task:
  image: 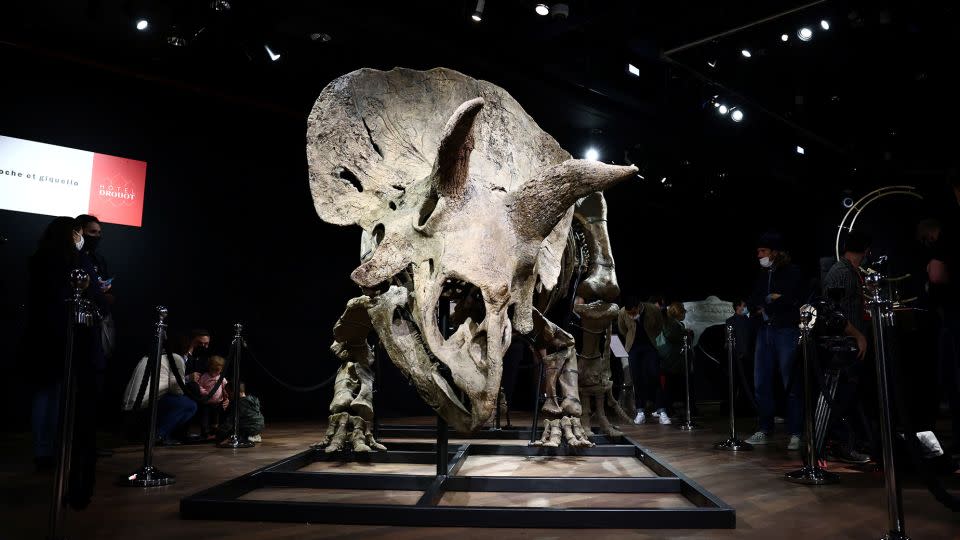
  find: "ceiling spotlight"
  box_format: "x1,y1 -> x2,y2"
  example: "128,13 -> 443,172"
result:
741,49 -> 752,58
706,59 -> 718,69
660,177 -> 667,184
731,109 -> 744,122
264,44 -> 280,61
627,63 -> 640,76
551,3 -> 569,19
796,145 -> 806,155
210,0 -> 231,11
535,3 -> 549,16
166,28 -> 187,47
842,196 -> 854,208
310,32 -> 332,42
798,27 -> 813,41
781,33 -> 789,42
135,19 -> 149,31
471,0 -> 485,22
820,19 -> 830,30
585,148 -> 600,161
717,104 -> 729,115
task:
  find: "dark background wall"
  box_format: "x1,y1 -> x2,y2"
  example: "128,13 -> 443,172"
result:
0,44 -> 949,426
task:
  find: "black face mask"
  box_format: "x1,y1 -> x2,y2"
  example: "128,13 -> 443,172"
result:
82,234 -> 101,252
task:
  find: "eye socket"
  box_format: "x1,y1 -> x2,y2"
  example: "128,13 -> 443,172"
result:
372,223 -> 385,245
413,189 -> 445,236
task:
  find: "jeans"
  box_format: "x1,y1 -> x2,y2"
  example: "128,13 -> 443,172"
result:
157,394 -> 197,439
629,343 -> 664,411
32,383 -> 61,458
755,325 -> 802,435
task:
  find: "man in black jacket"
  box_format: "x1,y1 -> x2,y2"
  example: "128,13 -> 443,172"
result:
745,231 -> 805,450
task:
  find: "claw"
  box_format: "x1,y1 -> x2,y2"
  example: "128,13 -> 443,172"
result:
530,419 -> 562,447
569,417 -> 596,447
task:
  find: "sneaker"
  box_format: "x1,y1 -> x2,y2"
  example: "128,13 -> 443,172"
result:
634,411 -> 646,424
248,434 -> 262,443
787,435 -> 801,451
828,444 -> 870,464
651,410 -> 661,418
746,431 -> 770,445
658,413 -> 672,425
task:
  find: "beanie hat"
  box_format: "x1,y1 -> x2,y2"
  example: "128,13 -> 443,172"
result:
757,230 -> 785,251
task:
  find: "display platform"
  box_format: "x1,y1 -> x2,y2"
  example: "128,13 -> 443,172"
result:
180,431 -> 734,529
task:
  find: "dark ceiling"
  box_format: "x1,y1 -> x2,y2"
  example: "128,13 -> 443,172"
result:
1,0 -> 957,200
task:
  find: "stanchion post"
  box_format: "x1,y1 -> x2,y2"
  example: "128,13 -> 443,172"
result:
48,270 -> 94,540
678,333 -> 699,431
121,306 -> 176,487
865,273 -> 909,540
785,305 -> 838,485
218,323 -> 254,449
714,324 -> 752,451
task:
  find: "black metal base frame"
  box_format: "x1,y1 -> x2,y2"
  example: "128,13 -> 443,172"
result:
180,433 -> 734,529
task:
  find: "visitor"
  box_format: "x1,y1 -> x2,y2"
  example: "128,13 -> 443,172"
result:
657,302 -> 693,425
617,295 -> 666,424
216,382 -> 265,443
745,231 -> 805,450
183,328 -> 212,375
196,355 -> 229,439
121,343 -> 197,446
929,174 -> 960,457
22,216 -> 109,508
76,214 -> 116,458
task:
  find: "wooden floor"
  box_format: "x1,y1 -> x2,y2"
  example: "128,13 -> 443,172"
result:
2,414 -> 958,539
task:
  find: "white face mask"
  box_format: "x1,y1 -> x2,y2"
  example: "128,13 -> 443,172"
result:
74,235 -> 84,251
759,256 -> 772,268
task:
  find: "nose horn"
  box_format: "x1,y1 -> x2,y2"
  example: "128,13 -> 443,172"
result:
509,160 -> 637,239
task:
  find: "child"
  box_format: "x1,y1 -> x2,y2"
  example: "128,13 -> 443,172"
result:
216,382 -> 265,443
195,355 -> 228,439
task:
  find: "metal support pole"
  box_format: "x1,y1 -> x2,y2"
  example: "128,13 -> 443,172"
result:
678,334 -> 699,431
785,307 -> 838,485
715,325 -> 751,451
48,270 -> 92,540
436,415 -> 449,476
530,356 -> 545,443
865,273 -> 909,540
218,323 -> 254,449
493,395 -> 502,430
121,306 -> 176,487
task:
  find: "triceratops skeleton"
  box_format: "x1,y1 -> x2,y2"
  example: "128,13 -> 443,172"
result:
307,68 -> 635,451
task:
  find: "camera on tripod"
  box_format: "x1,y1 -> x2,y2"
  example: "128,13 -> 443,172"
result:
809,290 -> 859,362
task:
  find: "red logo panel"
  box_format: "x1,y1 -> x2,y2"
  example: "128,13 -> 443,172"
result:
88,153 -> 147,227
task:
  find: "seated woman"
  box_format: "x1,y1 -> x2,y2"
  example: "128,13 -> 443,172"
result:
121,344 -> 196,446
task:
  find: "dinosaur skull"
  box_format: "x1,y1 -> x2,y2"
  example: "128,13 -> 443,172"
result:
307,68 -> 636,431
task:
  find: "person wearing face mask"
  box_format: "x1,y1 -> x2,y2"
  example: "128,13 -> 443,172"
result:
745,231 -> 805,450
21,216 -> 109,509
76,214 -> 113,300
76,214 -> 117,458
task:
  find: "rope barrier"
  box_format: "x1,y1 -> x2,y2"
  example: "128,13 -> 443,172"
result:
242,342 -> 339,392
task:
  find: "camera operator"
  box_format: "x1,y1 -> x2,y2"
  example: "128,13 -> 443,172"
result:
821,231 -> 872,464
